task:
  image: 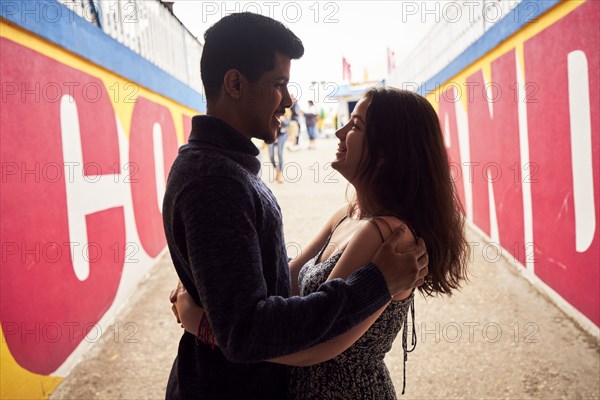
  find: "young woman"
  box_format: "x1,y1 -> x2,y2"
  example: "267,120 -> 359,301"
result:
172,87 -> 469,398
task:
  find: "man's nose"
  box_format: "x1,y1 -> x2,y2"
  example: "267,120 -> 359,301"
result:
282,88 -> 293,108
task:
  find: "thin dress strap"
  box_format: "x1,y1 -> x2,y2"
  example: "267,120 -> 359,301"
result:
315,214 -> 348,264
366,218 -> 387,242
367,217 -> 395,242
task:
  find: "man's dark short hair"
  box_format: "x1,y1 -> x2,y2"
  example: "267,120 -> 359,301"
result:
200,12 -> 304,102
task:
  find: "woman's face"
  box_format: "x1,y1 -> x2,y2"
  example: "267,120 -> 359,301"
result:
331,97 -> 370,184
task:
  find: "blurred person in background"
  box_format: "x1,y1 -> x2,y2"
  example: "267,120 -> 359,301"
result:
303,100 -> 318,149
288,96 -> 301,149
268,108 -> 291,183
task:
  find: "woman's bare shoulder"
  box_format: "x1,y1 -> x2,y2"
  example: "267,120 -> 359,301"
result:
367,216 -> 416,301
368,216 -> 416,245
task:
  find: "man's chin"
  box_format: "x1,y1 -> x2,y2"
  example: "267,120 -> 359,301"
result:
261,132 -> 277,145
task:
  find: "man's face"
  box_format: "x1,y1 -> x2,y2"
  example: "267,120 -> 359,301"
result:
239,52 -> 292,144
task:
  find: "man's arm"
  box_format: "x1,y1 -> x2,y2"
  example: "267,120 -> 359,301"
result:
178,177 -> 392,363
173,217 -> 422,366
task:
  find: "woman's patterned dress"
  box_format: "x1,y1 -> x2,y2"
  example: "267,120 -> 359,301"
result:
288,220 -> 417,400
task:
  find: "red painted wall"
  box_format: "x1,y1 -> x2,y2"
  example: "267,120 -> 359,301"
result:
436,1 -> 599,327
524,1 -> 599,327
0,37 -> 189,374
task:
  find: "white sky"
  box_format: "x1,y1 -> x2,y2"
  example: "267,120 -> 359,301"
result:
173,1 -> 437,107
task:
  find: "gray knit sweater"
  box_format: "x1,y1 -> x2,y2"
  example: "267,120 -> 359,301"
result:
163,115 -> 391,399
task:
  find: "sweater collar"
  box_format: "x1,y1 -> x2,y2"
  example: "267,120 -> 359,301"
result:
188,115 -> 261,174
189,115 -> 260,156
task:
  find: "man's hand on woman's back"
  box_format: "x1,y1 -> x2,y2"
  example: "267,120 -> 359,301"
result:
371,226 -> 429,297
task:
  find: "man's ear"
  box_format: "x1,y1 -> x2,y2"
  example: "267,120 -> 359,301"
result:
223,69 -> 242,100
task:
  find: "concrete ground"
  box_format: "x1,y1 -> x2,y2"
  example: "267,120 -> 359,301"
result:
51,138 -> 600,400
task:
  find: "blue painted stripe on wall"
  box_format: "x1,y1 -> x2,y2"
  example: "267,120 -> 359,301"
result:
417,0 -> 562,95
0,0 -> 205,112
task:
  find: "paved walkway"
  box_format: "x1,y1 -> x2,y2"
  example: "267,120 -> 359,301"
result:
51,138 -> 599,399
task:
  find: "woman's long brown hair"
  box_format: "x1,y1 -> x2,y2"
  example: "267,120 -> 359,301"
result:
349,87 -> 469,296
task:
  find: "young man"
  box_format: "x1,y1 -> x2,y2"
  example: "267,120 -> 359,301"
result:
162,13 -> 428,399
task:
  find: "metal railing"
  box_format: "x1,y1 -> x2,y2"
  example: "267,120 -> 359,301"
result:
389,0 -> 522,87
57,0 -> 203,92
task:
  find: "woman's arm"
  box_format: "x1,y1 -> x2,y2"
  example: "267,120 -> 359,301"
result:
173,286 -> 384,364
267,302 -> 387,366
328,217 -> 415,301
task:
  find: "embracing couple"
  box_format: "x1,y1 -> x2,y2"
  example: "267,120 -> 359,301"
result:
163,12 -> 468,400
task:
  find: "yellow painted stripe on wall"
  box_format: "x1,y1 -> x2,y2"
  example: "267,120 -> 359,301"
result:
1,327 -> 63,400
